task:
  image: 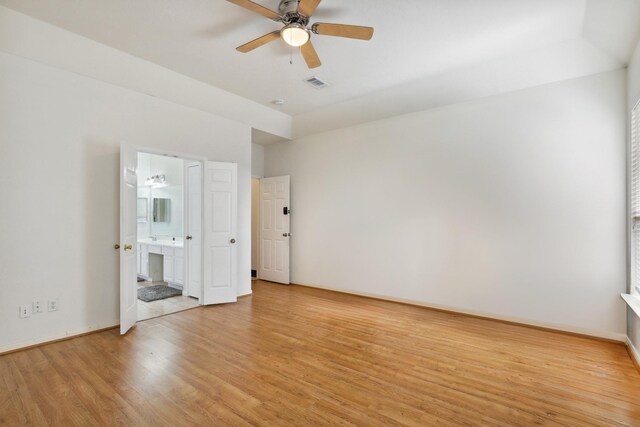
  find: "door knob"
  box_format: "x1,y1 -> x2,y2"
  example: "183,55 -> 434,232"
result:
230,238 -> 236,244
283,233 -> 291,237
114,244 -> 120,250
186,235 -> 193,240
123,244 -> 133,251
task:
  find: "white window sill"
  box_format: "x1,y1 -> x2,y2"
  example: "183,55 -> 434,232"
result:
621,293 -> 640,318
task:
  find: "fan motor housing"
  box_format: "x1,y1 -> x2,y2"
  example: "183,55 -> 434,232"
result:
279,0 -> 310,25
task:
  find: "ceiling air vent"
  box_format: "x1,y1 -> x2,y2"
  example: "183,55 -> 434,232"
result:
304,76 -> 329,89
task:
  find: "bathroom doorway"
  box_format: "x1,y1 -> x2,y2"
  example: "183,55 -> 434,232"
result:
135,152 -> 198,321
120,143 -> 239,334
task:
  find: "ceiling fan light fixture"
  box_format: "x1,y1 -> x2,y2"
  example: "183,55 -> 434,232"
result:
281,24 -> 310,47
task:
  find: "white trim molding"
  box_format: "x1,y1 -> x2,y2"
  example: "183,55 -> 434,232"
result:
626,336 -> 640,369
0,321 -> 119,355
622,293 -> 640,319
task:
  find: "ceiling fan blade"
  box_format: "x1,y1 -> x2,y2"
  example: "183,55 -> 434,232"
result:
312,23 -> 374,40
236,31 -> 281,53
300,40 -> 321,69
298,0 -> 322,17
225,0 -> 281,21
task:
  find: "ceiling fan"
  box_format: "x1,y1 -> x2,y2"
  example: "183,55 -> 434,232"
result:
225,0 -> 374,69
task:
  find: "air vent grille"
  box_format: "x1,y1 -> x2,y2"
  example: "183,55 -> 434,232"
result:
304,76 -> 329,89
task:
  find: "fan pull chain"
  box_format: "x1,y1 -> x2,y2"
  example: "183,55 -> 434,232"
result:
290,46 -> 293,65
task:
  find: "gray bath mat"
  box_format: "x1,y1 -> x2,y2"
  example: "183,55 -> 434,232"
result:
138,285 -> 182,302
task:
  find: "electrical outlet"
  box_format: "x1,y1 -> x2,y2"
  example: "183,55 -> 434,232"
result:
48,299 -> 58,312
33,300 -> 43,314
19,305 -> 31,318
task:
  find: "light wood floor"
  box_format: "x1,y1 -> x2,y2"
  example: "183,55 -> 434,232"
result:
2,281 -> 640,426
137,281 -> 199,321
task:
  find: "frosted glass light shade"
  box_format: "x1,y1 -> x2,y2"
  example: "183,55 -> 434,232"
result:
281,24 -> 310,47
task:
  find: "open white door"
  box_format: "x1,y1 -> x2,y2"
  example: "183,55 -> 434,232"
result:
120,143 -> 138,334
202,162 -> 238,305
186,162 -> 203,299
259,176 -> 290,284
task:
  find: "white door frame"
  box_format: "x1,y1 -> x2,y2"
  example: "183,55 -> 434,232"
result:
132,145 -> 206,305
185,161 -> 203,299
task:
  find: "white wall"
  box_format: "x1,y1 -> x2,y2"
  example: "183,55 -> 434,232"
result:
251,143 -> 265,178
628,40 -> 640,353
266,70 -> 627,339
0,51 -> 252,352
0,6 -> 292,140
138,154 -> 185,238
628,40 -> 640,110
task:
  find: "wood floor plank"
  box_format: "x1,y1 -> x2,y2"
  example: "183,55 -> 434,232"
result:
1,280 -> 640,426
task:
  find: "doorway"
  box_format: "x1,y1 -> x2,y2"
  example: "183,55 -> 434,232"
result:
251,178 -> 260,281
119,143 -> 240,334
135,152 -> 198,321
254,175 -> 291,284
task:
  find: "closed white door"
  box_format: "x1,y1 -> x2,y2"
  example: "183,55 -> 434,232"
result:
186,162 -> 203,299
120,143 -> 138,335
202,162 -> 238,305
259,176 -> 290,284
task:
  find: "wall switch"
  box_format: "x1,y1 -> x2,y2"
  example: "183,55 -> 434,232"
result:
48,299 -> 58,312
33,300 -> 43,314
19,305 -> 31,318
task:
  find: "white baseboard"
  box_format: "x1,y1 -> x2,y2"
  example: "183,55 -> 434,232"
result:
0,320 -> 119,355
627,337 -> 640,368
292,282 -> 627,342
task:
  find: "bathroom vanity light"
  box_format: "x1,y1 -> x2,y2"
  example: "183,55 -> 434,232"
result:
144,174 -> 167,188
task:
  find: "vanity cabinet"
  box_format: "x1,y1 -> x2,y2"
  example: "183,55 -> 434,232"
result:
174,248 -> 184,286
137,244 -> 148,277
138,244 -> 149,277
137,241 -> 184,288
162,246 -> 175,283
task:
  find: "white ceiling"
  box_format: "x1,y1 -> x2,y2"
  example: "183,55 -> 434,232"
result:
1,0 -> 639,141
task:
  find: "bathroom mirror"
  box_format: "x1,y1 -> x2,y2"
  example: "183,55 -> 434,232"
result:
153,198 -> 171,222
137,198 -> 148,223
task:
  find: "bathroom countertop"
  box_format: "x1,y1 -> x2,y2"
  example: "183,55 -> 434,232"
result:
138,239 -> 184,248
